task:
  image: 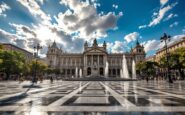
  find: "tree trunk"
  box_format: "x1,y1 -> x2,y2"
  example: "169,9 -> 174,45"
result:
178,68 -> 184,80
5,72 -> 10,80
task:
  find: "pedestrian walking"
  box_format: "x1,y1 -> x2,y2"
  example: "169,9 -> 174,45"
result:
50,76 -> 53,83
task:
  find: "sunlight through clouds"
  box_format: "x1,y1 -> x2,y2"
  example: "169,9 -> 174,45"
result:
0,0 -> 184,57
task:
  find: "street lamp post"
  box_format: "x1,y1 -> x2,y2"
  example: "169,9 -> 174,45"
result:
33,43 -> 42,83
160,33 -> 173,83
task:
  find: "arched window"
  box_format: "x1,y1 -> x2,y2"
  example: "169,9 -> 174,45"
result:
113,69 -> 116,75
117,69 -> 120,75
87,67 -> 91,75
67,69 -> 70,75
49,60 -> 52,67
99,68 -> 104,75
72,69 -> 75,75
62,69 -> 65,75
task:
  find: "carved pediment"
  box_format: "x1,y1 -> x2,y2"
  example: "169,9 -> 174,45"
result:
84,47 -> 107,54
89,49 -> 103,53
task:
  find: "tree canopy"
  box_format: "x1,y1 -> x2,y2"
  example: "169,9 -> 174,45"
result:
159,47 -> 185,79
29,60 -> 48,76
136,61 -> 158,79
0,50 -> 26,80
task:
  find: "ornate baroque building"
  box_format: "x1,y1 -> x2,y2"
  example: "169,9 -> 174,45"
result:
46,39 -> 145,78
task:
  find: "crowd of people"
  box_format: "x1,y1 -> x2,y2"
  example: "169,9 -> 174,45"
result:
0,73 -> 56,84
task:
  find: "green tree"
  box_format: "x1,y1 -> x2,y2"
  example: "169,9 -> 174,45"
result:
174,47 -> 185,68
0,44 -> 3,50
0,50 -> 26,80
29,60 -> 48,78
136,61 -> 159,79
160,47 -> 185,79
0,46 -> 3,65
46,68 -> 53,75
53,68 -> 61,79
136,61 -> 144,77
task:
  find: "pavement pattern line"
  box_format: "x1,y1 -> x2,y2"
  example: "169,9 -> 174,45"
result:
100,82 -> 136,107
49,82 -> 90,106
16,82 -> 79,104
1,81 -> 185,113
1,106 -> 185,112
0,82 -> 75,102
132,85 -> 185,100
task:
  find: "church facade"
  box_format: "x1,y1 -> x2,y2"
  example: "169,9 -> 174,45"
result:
46,39 -> 145,78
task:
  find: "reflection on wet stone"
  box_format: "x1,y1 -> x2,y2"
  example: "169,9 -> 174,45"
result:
47,112 -> 185,115
63,96 -> 120,106
26,96 -> 62,106
0,81 -> 185,114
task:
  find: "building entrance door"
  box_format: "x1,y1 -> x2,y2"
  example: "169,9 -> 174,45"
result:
87,67 -> 91,75
99,68 -> 104,76
92,66 -> 99,76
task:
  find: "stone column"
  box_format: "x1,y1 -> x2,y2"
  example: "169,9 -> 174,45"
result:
65,69 -> 67,77
105,56 -> 108,65
61,58 -> 63,66
74,58 -> 75,66
82,56 -> 85,76
71,58 -> 73,66
68,58 -> 70,66
91,55 -> 93,66
86,56 -> 88,66
83,55 -> 85,66
103,56 -> 105,66
68,69 -> 70,77
77,58 -> 79,66
98,55 -> 99,66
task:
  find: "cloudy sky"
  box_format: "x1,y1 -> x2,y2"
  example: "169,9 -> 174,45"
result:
0,0 -> 185,57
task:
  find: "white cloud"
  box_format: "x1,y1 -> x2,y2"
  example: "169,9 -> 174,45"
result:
139,2 -> 177,29
55,0 -> 122,41
182,27 -> 185,33
142,40 -> 161,53
164,13 -> 178,21
107,41 -> 128,53
17,0 -> 51,26
5,22 -> 85,55
118,12 -> 123,16
139,25 -> 147,29
170,34 -> 185,44
91,0 -> 101,8
9,23 -> 36,38
111,41 -> 124,53
169,21 -> 178,28
36,0 -> 45,4
148,4 -> 174,27
112,4 -> 118,9
142,34 -> 185,54
12,0 -> 86,54
124,32 -> 139,43
0,28 -> 17,43
160,0 -> 169,5
0,2 -> 10,17
1,0 -> 122,56
0,28 -> 31,51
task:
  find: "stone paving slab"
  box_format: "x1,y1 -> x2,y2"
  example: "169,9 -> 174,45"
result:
74,97 -> 109,104
0,80 -> 185,114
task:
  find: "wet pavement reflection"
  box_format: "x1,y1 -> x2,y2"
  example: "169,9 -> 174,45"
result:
0,80 -> 185,114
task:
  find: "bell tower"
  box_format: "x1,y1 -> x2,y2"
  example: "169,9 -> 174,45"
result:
93,38 -> 98,47
84,41 -> 88,51
47,41 -> 60,68
103,41 -> 107,50
131,39 -> 145,63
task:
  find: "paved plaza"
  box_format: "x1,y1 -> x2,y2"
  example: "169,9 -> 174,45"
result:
0,80 -> 185,115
